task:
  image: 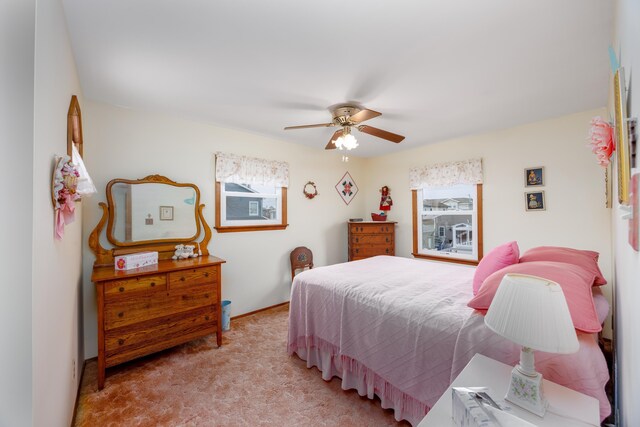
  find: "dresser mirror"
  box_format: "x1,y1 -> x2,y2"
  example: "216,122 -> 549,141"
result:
89,175 -> 211,266
107,179 -> 200,245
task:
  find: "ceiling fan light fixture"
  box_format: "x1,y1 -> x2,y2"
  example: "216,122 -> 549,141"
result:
335,127 -> 358,150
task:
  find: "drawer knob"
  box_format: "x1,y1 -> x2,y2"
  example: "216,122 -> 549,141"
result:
119,287 -> 124,292
150,282 -> 156,287
180,277 -> 186,282
355,249 -> 359,253
386,238 -> 389,243
204,272 -> 210,278
205,294 -> 209,298
118,312 -> 124,318
385,248 -> 389,254
118,339 -> 124,346
205,316 -> 210,321
355,238 -> 359,243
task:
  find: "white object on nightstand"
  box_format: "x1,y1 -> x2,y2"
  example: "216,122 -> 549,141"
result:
417,354 -> 600,427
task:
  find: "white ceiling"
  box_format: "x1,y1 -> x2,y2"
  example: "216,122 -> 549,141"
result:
62,0 -> 613,157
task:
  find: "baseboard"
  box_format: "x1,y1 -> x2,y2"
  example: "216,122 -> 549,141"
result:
70,358 -> 89,427
231,301 -> 289,321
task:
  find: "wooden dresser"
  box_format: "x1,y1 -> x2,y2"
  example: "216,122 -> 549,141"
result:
348,221 -> 397,261
92,255 -> 225,389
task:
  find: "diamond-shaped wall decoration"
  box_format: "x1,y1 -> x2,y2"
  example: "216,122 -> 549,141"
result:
335,172 -> 358,205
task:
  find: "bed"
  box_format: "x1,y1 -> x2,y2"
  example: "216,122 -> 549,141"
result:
287,256 -> 610,425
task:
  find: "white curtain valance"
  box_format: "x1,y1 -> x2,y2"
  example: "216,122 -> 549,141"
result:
409,158 -> 483,189
215,153 -> 289,187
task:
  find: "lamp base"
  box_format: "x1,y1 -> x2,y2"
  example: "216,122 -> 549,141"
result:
505,366 -> 548,417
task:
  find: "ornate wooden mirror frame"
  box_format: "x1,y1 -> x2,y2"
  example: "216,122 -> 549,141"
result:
89,175 -> 212,266
67,95 -> 83,158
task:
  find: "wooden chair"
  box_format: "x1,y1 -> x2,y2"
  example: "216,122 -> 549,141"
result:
290,246 -> 313,280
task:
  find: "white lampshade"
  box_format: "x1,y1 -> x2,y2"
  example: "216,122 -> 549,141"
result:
485,273 -> 579,354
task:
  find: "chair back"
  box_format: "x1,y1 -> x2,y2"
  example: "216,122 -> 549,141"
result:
290,246 -> 313,280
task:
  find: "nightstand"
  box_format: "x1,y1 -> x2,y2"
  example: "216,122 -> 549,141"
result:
418,354 -> 600,426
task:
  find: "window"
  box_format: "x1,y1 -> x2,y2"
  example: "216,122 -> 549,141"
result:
214,153 -> 289,233
215,182 -> 287,232
248,201 -> 259,216
409,158 -> 484,265
412,184 -> 483,264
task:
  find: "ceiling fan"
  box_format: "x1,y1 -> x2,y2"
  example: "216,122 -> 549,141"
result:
284,105 -> 405,150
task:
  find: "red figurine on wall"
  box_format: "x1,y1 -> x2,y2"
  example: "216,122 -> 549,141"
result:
379,186 -> 393,211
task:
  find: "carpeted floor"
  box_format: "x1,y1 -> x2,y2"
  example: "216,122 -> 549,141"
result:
74,304 -> 409,426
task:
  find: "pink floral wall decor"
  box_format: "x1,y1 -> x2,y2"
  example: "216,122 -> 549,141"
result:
52,155 -> 80,240
588,116 -> 615,167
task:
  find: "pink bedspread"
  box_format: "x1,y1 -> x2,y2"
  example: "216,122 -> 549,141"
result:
287,256 -> 610,425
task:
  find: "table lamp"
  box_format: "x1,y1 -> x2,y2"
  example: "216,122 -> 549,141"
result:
484,273 -> 579,417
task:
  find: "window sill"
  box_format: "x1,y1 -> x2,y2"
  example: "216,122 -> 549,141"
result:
214,224 -> 289,233
412,252 -> 479,266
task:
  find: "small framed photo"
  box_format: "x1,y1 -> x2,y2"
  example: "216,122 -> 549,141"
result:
524,167 -> 544,187
525,191 -> 545,211
159,205 -> 174,221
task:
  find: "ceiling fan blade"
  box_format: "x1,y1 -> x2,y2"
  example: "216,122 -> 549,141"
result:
325,130 -> 342,150
357,125 -> 405,143
349,108 -> 381,124
284,123 -> 335,130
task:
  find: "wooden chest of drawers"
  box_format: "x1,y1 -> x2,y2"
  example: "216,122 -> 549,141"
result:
348,221 -> 397,261
92,256 -> 226,389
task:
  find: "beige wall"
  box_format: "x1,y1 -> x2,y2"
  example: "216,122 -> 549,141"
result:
0,1 -> 35,426
362,109 -> 613,335
81,101 -> 367,358
612,0 -> 640,424
32,0 -> 85,425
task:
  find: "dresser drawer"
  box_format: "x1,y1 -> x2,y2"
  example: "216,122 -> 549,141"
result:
350,224 -> 394,234
104,274 -> 167,299
105,305 -> 216,362
169,266 -> 218,289
104,284 -> 216,330
351,245 -> 394,258
351,234 -> 393,245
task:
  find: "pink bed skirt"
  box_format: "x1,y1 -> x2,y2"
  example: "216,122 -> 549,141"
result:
289,335 -> 429,426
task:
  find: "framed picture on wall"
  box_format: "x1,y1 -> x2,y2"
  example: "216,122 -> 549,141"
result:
614,67 -> 631,205
524,167 -> 544,187
335,172 -> 359,205
525,191 -> 545,211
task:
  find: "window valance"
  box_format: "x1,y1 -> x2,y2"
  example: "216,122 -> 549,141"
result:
409,158 -> 483,189
215,153 -> 289,187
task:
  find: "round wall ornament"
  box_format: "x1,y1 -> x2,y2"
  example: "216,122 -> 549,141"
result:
303,181 -> 318,199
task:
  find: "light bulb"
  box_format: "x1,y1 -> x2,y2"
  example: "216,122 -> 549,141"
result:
341,134 -> 358,150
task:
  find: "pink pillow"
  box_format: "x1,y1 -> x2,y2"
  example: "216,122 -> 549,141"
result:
468,261 -> 601,333
519,246 -> 606,286
472,241 -> 519,295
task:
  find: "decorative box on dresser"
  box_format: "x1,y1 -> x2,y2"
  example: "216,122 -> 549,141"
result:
88,174 -> 225,390
348,221 -> 397,261
92,256 -> 225,390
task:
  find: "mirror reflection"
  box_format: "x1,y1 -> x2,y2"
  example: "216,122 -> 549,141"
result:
110,182 -> 198,243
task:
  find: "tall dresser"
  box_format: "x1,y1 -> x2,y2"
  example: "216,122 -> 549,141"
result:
348,221 -> 397,261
